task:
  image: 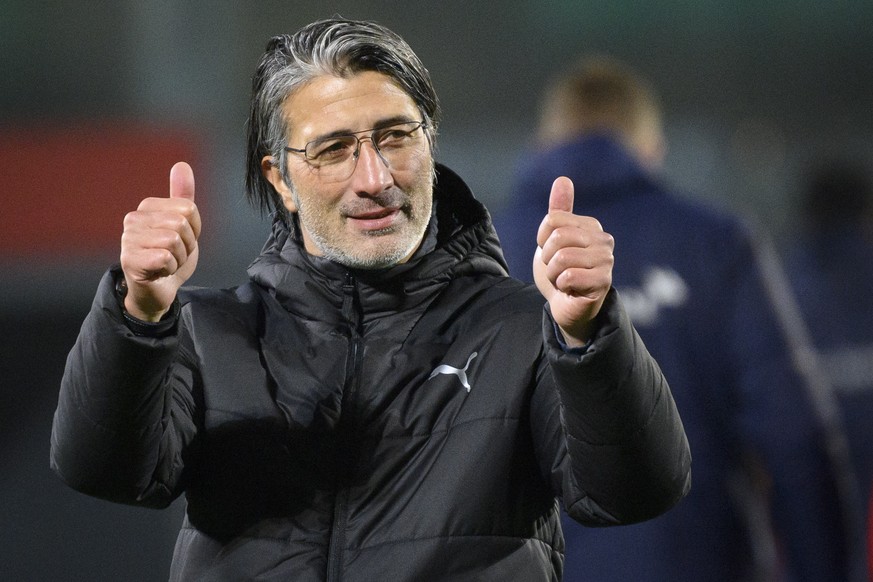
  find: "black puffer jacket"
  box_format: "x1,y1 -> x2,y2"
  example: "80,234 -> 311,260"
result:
51,165 -> 690,581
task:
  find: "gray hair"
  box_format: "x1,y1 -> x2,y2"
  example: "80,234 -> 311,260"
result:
245,18 -> 441,217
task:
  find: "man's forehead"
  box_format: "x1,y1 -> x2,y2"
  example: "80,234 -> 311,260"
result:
282,71 -> 419,141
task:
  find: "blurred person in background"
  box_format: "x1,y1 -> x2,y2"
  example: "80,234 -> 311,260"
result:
494,55 -> 856,581
49,19 -> 691,581
786,158 -> 873,578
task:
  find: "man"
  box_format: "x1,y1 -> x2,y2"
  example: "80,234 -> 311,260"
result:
494,56 -> 854,581
50,19 -> 690,581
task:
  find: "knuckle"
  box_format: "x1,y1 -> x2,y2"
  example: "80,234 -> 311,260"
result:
152,228 -> 182,250
123,211 -> 140,228
170,213 -> 189,230
552,226 -> 570,245
550,246 -> 571,269
167,229 -> 184,248
137,197 -> 159,211
147,249 -> 175,272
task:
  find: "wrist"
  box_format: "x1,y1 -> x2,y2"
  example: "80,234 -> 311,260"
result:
556,324 -> 593,352
557,321 -> 594,348
123,296 -> 168,322
116,278 -> 169,322
113,276 -> 179,338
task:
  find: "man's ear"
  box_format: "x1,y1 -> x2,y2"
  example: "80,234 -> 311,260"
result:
261,156 -> 297,213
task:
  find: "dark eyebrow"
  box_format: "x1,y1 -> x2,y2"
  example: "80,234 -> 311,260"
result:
309,116 -> 419,143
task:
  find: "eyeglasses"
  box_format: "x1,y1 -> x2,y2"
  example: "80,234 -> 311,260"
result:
284,120 -> 429,182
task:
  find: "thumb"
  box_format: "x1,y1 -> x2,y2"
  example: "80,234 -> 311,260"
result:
548,176 -> 574,213
169,161 -> 195,201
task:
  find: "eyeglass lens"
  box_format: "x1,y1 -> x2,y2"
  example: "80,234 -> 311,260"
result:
302,122 -> 426,182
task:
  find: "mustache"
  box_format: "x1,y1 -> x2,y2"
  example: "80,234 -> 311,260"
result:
341,187 -> 411,215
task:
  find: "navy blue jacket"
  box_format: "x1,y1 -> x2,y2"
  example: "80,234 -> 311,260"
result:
494,135 -> 850,581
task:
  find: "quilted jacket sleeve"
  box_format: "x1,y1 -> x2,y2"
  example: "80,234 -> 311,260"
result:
537,288 -> 691,526
50,268 -> 199,508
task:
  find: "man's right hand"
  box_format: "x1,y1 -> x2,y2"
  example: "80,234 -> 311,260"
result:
120,162 -> 201,322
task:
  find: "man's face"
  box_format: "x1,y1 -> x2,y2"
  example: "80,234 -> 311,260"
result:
263,71 -> 434,269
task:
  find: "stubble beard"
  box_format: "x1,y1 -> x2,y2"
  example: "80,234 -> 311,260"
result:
291,169 -> 434,270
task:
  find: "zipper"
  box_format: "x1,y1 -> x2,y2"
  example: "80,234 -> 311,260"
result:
327,272 -> 364,582
341,272 -> 364,398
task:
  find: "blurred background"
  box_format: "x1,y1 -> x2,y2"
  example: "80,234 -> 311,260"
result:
1,1 -> 871,579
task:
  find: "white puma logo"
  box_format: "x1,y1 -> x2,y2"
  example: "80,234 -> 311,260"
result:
428,352 -> 478,392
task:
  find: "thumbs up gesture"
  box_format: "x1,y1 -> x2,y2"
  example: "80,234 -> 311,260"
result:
533,176 -> 614,347
119,162 -> 201,322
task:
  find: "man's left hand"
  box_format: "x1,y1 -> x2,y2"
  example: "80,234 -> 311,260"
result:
533,176 -> 614,348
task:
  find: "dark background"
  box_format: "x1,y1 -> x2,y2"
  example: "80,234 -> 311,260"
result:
2,1 -> 871,579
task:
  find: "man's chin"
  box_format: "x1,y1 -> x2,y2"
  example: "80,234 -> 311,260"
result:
331,236 -> 422,270
319,244 -> 404,270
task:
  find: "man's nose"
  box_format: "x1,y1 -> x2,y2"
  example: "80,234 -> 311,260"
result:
349,140 -> 393,193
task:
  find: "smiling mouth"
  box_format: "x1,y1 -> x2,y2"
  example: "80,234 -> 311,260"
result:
346,207 -> 402,232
